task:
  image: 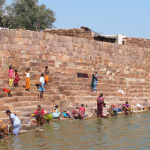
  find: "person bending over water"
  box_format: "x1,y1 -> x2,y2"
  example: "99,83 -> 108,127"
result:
111,105 -> 118,116
6,110 -> 21,135
34,105 -> 45,127
123,102 -> 133,115
0,120 -> 8,138
78,104 -> 86,119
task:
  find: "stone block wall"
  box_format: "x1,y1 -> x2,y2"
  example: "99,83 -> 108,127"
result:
0,29 -> 150,111
125,37 -> 150,48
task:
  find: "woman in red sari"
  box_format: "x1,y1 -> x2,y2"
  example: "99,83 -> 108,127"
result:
97,93 -> 104,118
14,69 -> 20,87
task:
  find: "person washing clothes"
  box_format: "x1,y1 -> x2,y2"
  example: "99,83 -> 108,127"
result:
6,110 -> 21,135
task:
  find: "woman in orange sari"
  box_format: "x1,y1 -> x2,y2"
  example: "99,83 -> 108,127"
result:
25,68 -> 30,91
45,66 -> 49,83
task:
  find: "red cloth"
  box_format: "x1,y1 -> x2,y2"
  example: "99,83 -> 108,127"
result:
79,107 -> 85,113
97,103 -> 103,118
35,109 -> 45,116
14,72 -> 20,86
72,110 -> 77,114
3,88 -> 10,93
97,96 -> 104,118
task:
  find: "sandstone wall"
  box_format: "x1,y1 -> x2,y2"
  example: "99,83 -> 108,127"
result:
0,29 -> 150,112
125,37 -> 150,48
44,28 -> 93,40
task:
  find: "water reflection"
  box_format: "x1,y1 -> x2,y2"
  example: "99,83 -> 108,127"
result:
0,113 -> 150,150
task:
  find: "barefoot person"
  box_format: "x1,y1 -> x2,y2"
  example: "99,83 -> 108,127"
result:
25,68 -> 30,91
8,65 -> 14,87
97,93 -> 104,118
39,73 -> 45,101
6,110 -> 21,135
45,66 -> 49,83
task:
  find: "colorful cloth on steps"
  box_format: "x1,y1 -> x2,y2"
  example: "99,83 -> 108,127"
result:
3,88 -> 12,96
25,78 -> 30,89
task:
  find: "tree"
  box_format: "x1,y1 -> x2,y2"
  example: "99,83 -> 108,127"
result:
0,0 -> 5,27
2,0 -> 56,31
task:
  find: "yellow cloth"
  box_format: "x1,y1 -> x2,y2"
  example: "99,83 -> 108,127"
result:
9,78 -> 14,87
45,75 -> 49,83
25,78 -> 30,89
53,108 -> 59,112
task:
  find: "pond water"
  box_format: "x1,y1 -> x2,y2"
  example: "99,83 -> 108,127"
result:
1,112 -> 150,150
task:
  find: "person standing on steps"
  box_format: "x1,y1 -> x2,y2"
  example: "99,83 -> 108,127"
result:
25,68 -> 30,91
6,110 -> 21,135
91,71 -> 98,92
8,65 -> 14,87
97,93 -> 104,118
39,73 -> 45,101
44,66 -> 49,83
14,69 -> 20,87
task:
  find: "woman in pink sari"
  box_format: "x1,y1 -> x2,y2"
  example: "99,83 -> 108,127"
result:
97,93 -> 104,118
14,69 -> 20,87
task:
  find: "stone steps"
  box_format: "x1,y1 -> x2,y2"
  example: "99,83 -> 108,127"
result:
3,100 -> 52,108
14,105 -> 51,113
1,117 -> 31,124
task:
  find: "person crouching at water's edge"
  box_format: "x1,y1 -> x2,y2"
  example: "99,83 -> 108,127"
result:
6,110 -> 21,135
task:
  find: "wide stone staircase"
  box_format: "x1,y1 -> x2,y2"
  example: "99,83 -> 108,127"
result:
0,70 -> 52,129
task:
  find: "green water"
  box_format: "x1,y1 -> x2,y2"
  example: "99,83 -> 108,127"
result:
1,113 -> 150,150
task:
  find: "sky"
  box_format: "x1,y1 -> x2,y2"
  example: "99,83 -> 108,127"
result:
6,0 -> 150,39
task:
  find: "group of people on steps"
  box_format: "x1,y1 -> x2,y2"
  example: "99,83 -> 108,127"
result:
8,65 -> 49,100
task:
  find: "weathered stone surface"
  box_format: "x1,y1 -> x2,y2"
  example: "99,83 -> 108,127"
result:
0,92 -> 6,98
60,100 -> 70,107
16,92 -> 23,96
0,28 -> 150,113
